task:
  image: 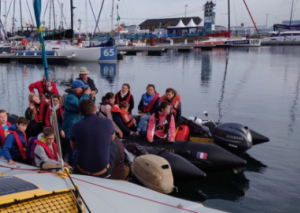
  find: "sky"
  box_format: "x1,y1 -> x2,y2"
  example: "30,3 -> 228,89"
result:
1,0 -> 299,31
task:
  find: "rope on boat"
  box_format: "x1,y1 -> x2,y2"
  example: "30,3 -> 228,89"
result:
0,165 -> 199,213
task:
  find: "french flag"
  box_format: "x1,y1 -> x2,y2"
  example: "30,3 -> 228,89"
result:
197,152 -> 207,160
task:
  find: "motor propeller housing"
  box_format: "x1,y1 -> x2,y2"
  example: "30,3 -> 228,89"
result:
212,123 -> 252,156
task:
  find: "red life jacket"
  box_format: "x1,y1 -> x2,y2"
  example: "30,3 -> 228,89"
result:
34,139 -> 58,161
34,99 -> 49,123
160,94 -> 181,114
111,106 -> 134,128
143,93 -> 159,113
0,122 -> 11,147
7,130 -> 27,160
116,91 -> 132,105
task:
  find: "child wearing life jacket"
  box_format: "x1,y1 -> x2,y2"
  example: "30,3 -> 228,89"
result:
0,110 -> 11,159
160,88 -> 181,122
137,84 -> 160,136
112,101 -> 137,136
25,93 -> 49,139
2,117 -> 29,165
33,127 -> 68,168
99,92 -> 123,138
115,83 -> 134,114
147,102 -> 175,143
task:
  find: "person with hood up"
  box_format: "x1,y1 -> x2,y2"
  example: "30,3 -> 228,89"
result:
160,88 -> 182,122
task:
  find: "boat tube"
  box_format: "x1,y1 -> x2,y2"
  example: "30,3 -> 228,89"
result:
123,137 -> 246,172
126,143 -> 206,180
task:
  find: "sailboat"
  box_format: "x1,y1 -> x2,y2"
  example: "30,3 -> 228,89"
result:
195,0 -> 261,47
261,0 -> 300,45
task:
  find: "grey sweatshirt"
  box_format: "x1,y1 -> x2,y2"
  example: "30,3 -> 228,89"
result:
34,133 -> 59,167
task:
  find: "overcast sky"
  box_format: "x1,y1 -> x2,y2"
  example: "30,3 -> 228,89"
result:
2,0 -> 299,30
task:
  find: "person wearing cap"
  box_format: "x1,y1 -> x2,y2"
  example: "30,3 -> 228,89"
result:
76,67 -> 98,94
63,80 -> 94,167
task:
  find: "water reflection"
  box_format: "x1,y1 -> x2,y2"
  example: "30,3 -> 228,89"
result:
201,51 -> 212,87
218,56 -> 229,122
171,153 -> 267,202
288,70 -> 300,135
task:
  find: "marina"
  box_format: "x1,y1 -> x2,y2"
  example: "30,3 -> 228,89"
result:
0,0 -> 300,212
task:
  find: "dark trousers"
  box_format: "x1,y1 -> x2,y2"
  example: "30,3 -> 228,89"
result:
73,141 -> 117,178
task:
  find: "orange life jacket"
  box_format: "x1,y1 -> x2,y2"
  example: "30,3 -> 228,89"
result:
34,99 -> 49,123
34,139 -> 58,161
111,106 -> 134,128
143,93 -> 159,113
0,122 -> 11,147
7,130 -> 27,160
115,91 -> 132,105
160,94 -> 181,114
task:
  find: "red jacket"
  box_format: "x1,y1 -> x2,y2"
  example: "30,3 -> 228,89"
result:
29,80 -> 59,96
147,112 -> 175,141
0,122 -> 11,147
45,105 -> 64,127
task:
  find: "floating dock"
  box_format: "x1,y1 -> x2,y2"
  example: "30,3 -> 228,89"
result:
0,54 -> 69,66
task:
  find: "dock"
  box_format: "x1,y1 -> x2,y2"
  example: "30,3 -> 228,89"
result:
117,44 -> 215,56
0,54 -> 69,66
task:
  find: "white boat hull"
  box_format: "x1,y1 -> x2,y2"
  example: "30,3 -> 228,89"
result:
0,160 -> 224,213
46,43 -> 117,62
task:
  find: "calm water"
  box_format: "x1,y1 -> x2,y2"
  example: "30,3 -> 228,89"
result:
0,46 -> 300,213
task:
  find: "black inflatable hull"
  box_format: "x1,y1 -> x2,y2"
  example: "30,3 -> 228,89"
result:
123,137 -> 246,172
141,146 -> 206,180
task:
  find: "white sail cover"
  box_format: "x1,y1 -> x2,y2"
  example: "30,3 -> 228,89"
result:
186,19 -> 197,27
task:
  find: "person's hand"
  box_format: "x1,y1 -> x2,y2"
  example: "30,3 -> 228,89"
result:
168,139 -> 175,142
90,91 -> 96,100
118,131 -> 123,138
29,103 -> 35,110
63,162 -> 70,168
130,131 -> 133,135
0,156 -> 5,160
8,160 -> 15,165
60,130 -> 65,139
84,87 -> 91,95
148,139 -> 153,143
132,119 -> 136,124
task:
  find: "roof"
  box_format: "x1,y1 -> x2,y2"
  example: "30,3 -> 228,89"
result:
139,17 -> 202,26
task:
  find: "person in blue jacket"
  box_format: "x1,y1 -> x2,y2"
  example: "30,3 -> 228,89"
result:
63,80 -> 94,167
137,84 -> 160,136
2,117 -> 29,165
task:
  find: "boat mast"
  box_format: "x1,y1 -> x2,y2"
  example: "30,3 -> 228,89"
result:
243,0 -> 260,37
111,0 -> 114,32
52,0 -> 56,30
228,0 -> 230,36
19,0 -> 23,33
4,0 -> 7,33
70,0 -> 74,39
290,0 -> 295,26
12,0 -> 15,35
85,0 -> 88,32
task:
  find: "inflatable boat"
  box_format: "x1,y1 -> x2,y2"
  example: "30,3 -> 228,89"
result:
0,160 -> 223,213
126,144 -> 206,180
123,137 -> 246,172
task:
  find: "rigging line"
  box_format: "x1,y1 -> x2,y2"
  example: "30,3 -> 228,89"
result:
5,0 -> 13,18
88,0 -> 101,34
26,0 -> 35,27
93,0 -> 105,36
42,0 -> 50,22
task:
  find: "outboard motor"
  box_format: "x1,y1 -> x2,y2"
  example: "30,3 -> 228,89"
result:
212,123 -> 252,156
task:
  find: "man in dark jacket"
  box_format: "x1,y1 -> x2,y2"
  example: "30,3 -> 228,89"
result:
76,67 -> 98,94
